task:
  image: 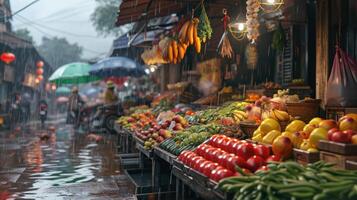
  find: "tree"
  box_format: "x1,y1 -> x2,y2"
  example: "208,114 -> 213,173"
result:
91,0 -> 131,37
14,28 -> 34,43
38,37 -> 83,69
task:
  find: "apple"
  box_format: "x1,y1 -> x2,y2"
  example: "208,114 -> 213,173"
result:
339,116 -> 357,131
328,128 -> 340,141
331,131 -> 351,143
342,130 -> 357,139
173,123 -> 184,131
319,120 -> 338,131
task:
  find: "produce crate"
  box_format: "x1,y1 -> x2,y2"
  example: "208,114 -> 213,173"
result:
153,146 -> 177,165
286,100 -> 321,123
320,151 -> 357,169
325,106 -> 357,121
173,159 -> 185,171
293,149 -> 320,164
239,122 -> 259,138
346,160 -> 357,170
188,168 -> 209,188
318,140 -> 357,155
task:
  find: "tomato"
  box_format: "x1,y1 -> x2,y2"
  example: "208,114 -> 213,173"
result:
188,155 -> 202,167
178,150 -> 191,161
217,153 -> 232,168
203,147 -> 217,160
246,155 -> 265,172
203,162 -> 219,177
215,136 -> 226,148
235,143 -> 255,160
193,157 -> 207,170
256,165 -> 269,172
210,149 -> 225,162
198,160 -> 212,173
226,156 -> 247,171
210,168 -> 234,182
209,166 -> 225,181
195,144 -> 208,155
210,135 -> 223,146
254,145 -> 271,159
266,155 -> 281,162
182,151 -> 196,164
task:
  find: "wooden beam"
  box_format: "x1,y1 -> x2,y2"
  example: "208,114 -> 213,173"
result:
316,0 -> 329,107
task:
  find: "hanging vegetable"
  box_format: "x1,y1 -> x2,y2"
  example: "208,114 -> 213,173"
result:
218,32 -> 233,58
246,0 -> 260,43
198,3 -> 212,43
141,45 -> 168,65
245,43 -> 258,69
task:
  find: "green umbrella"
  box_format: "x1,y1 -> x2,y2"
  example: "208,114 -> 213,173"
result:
55,86 -> 71,95
49,62 -> 100,85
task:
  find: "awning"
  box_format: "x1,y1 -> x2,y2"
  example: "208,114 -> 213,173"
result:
113,15 -> 178,50
0,32 -> 32,48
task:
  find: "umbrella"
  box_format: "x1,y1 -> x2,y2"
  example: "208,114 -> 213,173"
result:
55,86 -> 71,95
56,96 -> 69,103
89,57 -> 146,78
49,62 -> 100,85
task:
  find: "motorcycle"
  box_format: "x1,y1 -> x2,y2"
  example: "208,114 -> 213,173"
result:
92,103 -> 122,133
39,103 -> 48,128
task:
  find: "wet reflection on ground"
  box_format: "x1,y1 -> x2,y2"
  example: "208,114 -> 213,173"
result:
0,122 -> 135,199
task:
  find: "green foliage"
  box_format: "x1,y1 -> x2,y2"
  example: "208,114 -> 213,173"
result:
90,0 -> 123,36
14,28 -> 34,43
38,37 -> 83,69
272,24 -> 285,53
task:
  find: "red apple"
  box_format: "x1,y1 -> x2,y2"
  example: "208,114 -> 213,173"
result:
328,128 -> 340,141
343,130 -> 357,139
331,131 -> 351,143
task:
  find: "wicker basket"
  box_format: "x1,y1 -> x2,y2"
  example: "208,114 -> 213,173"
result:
286,100 -> 321,123
240,121 -> 259,138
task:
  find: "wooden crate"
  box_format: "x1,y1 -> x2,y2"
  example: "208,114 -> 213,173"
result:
293,149 -> 320,165
318,140 -> 357,155
325,106 -> 357,121
346,160 -> 357,170
320,151 -> 357,169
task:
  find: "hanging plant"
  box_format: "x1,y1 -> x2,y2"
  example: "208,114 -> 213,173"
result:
198,3 -> 213,43
271,24 -> 285,53
218,32 -> 233,59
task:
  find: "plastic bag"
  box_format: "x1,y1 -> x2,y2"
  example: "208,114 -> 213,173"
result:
326,47 -> 357,107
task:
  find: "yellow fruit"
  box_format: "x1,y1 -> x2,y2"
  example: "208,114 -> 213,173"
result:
352,135 -> 357,144
253,128 -> 263,137
178,43 -> 185,60
309,128 -> 328,148
300,139 -> 311,151
319,120 -> 338,130
187,22 -> 194,45
303,124 -> 317,135
281,131 -> 294,140
345,113 -> 357,121
307,148 -> 318,153
286,120 -> 306,133
290,132 -> 304,148
179,21 -> 190,43
260,118 -> 281,134
168,43 -> 173,62
262,130 -> 281,144
338,116 -> 357,131
172,40 -> 178,60
309,117 -> 323,126
252,133 -> 262,142
194,37 -> 201,53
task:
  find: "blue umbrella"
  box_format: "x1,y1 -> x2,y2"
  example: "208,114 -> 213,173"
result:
89,57 -> 146,78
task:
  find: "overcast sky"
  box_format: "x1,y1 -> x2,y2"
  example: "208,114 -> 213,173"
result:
11,0 -> 116,59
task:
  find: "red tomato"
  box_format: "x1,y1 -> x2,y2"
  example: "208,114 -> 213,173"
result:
195,144 -> 210,156
256,165 -> 269,172
210,135 -> 224,147
188,156 -> 202,167
209,166 -> 225,181
210,149 -> 225,162
182,152 -> 196,164
198,160 -> 212,173
226,156 -> 247,171
217,153 -> 232,168
266,155 -> 281,162
210,168 -> 234,182
193,157 -> 207,170
254,145 -> 271,159
220,138 -> 232,151
246,155 -> 265,172
235,143 -> 255,160
203,162 -> 219,177
203,147 -> 217,160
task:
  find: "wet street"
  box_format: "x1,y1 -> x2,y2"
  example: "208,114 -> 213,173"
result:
0,116 -> 136,200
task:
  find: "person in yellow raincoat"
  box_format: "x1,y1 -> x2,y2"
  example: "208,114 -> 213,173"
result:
103,81 -> 118,105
